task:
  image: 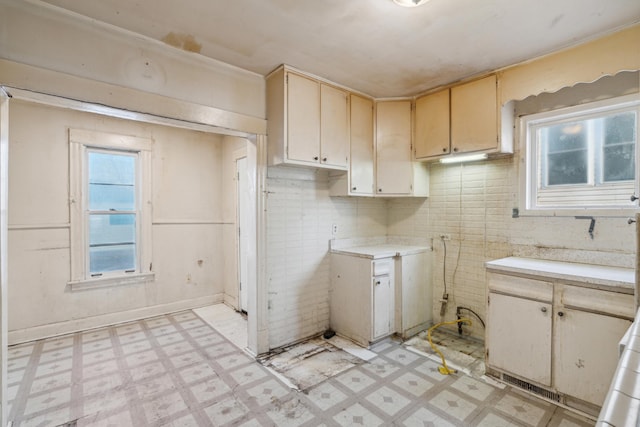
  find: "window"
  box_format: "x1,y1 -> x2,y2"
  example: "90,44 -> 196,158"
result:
69,129 -> 153,289
87,149 -> 138,276
522,94 -> 640,214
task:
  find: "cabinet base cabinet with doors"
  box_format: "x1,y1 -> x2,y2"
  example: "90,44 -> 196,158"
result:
485,258 -> 635,417
330,254 -> 394,347
266,65 -> 349,170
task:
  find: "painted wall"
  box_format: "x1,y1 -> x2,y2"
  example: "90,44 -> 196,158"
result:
265,167 -> 388,349
7,100 -> 235,342
388,72 -> 640,340
0,0 -> 265,120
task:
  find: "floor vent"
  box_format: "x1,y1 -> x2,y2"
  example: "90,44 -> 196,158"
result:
502,373 -> 561,403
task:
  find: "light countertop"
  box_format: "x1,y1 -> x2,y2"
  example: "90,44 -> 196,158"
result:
330,237 -> 430,259
486,256 -> 634,294
331,244 -> 430,259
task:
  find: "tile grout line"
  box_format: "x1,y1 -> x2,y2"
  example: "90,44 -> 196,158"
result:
110,322 -> 150,426
68,331 -> 84,423
7,340 -> 43,424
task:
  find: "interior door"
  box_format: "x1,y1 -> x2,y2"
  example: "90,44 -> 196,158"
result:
237,157 -> 249,313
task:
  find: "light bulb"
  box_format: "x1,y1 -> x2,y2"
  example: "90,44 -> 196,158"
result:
392,0 -> 429,7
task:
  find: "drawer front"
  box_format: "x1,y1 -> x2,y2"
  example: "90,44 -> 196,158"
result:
488,272 -> 553,302
373,259 -> 392,276
560,284 -> 635,319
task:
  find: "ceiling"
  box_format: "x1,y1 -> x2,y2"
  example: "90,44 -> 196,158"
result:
42,0 -> 640,98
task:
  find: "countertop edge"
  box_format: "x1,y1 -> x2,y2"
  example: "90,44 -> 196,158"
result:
485,257 -> 634,293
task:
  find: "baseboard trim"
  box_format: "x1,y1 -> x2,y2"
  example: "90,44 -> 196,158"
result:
8,294 -> 224,345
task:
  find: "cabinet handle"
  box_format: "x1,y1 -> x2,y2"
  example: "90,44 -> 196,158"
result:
378,188 -> 382,192
352,187 -> 357,191
631,194 -> 639,202
541,307 -> 547,313
313,156 -> 319,161
375,280 -> 381,285
453,147 -> 459,152
442,147 -> 447,152
558,311 -> 564,317
322,157 -> 327,162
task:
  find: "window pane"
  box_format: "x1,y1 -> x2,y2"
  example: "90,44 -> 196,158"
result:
603,112 -> 636,182
89,152 -> 135,185
88,152 -> 135,211
90,245 -> 135,274
89,214 -> 136,273
546,122 -> 587,153
603,144 -> 635,182
605,112 -> 636,145
541,122 -> 588,186
546,151 -> 588,185
89,184 -> 135,211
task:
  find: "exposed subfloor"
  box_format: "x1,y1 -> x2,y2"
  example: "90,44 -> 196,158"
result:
6,306 -> 595,426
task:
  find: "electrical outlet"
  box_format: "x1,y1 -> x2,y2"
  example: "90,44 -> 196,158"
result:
439,234 -> 451,241
332,224 -> 338,235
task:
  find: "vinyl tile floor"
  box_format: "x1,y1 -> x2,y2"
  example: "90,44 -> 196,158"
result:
7,307 -> 595,426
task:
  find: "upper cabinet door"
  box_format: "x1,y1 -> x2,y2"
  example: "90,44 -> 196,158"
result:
320,84 -> 349,168
349,94 -> 374,195
376,100 -> 413,195
415,89 -> 450,159
287,73 -> 321,163
450,74 -> 498,153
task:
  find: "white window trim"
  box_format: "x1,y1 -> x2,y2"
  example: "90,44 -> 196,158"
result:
68,129 -> 154,289
519,93 -> 640,217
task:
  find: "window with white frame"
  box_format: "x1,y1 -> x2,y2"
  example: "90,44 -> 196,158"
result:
522,93 -> 640,213
69,129 -> 154,288
87,149 -> 138,276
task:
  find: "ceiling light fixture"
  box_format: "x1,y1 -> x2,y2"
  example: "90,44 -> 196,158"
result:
439,153 -> 488,164
392,0 -> 429,7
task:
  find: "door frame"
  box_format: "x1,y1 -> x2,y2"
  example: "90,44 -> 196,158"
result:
0,88 -> 270,426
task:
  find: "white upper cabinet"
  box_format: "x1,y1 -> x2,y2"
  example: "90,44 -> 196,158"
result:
348,94 -> 375,195
267,66 -> 348,170
331,98 -> 429,197
450,74 -> 498,153
415,74 -> 508,160
320,84 -> 349,168
286,72 -> 321,163
376,100 -> 414,195
414,88 -> 450,158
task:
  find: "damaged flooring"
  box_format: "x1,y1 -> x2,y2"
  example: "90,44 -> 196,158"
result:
7,305 -> 595,426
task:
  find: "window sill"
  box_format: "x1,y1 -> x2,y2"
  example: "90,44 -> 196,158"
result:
68,272 -> 155,291
517,207 -> 638,218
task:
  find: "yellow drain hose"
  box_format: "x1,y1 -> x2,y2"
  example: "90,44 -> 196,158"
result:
427,318 -> 472,375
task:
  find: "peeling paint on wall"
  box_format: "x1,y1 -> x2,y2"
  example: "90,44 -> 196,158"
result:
162,32 -> 202,53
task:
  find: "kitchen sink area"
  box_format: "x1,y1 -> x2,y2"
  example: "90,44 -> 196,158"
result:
485,257 -> 635,420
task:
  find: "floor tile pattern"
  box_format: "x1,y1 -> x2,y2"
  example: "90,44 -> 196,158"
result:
7,310 -> 595,426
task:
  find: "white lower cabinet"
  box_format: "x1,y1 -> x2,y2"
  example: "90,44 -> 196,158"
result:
373,274 -> 393,339
486,271 -> 634,415
487,292 -> 552,386
330,254 -> 394,347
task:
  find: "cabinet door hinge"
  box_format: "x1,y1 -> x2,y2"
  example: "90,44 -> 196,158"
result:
487,295 -> 490,305
486,348 -> 489,359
